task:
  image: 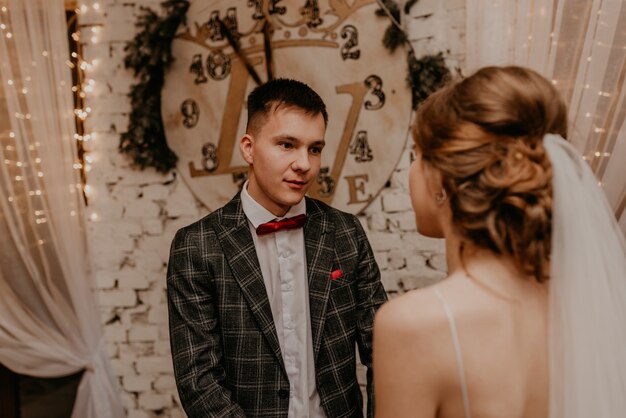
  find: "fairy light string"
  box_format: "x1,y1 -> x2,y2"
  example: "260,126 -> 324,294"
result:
0,1 -> 103,228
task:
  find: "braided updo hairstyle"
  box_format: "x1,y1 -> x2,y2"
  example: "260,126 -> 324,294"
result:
412,66 -> 568,282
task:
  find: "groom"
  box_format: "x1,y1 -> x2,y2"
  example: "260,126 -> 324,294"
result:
167,78 -> 387,417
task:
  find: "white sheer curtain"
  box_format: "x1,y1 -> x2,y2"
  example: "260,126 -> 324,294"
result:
0,0 -> 123,417
466,0 -> 626,234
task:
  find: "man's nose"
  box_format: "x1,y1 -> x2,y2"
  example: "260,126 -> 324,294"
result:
291,149 -> 311,172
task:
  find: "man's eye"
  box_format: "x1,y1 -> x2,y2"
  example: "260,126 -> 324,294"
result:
279,142 -> 293,149
409,149 -> 417,163
310,147 -> 322,155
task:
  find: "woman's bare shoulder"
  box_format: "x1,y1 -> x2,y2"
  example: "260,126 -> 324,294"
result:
374,280 -> 460,415
374,281 -> 453,347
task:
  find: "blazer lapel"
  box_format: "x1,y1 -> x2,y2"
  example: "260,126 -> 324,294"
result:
304,198 -> 335,360
214,194 -> 285,372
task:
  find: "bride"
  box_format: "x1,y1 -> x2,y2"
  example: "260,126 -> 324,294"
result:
374,66 -> 626,418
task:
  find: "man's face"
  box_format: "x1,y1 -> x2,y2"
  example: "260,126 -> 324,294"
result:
241,105 -> 326,216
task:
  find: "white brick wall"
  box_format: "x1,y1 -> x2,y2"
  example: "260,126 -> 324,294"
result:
81,1 -> 465,416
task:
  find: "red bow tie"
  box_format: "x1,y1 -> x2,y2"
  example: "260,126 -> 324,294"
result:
256,214 -> 307,236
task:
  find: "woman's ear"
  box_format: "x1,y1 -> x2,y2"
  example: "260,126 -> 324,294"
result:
423,161 -> 445,197
240,134 -> 254,165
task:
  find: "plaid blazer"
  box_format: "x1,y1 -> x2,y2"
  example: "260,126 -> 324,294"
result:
167,193 -> 387,418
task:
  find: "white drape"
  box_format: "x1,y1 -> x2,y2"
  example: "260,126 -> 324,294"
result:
0,0 -> 123,417
466,0 -> 626,234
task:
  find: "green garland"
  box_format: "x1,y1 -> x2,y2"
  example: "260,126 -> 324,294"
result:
122,0 -> 449,172
121,0 -> 189,173
376,0 -> 451,109
407,51 -> 450,108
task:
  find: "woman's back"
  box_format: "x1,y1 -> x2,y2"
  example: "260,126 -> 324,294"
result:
375,65 -> 626,418
374,255 -> 549,418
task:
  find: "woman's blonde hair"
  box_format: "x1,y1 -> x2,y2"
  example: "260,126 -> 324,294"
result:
412,66 -> 568,282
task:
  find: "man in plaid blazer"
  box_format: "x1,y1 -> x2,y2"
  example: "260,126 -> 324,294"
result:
167,79 -> 387,417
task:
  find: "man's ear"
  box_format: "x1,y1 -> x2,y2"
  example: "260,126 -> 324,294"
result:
240,134 -> 254,164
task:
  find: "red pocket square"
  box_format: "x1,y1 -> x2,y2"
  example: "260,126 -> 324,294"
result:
331,269 -> 343,280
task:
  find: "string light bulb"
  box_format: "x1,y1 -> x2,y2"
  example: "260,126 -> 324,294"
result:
65,7 -> 98,208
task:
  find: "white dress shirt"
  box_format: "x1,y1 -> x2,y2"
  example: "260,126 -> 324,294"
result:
241,183 -> 326,418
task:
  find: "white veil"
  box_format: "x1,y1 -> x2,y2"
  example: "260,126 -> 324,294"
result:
544,134 -> 626,417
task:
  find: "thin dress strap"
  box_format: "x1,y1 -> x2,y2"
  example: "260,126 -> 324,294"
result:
433,287 -> 472,418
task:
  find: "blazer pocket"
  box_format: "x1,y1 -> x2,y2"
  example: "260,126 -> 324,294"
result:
330,271 -> 352,289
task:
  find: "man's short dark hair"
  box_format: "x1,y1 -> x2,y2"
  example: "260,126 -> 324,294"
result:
246,78 -> 328,135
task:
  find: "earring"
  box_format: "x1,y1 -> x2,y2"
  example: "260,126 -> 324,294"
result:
435,188 -> 447,205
